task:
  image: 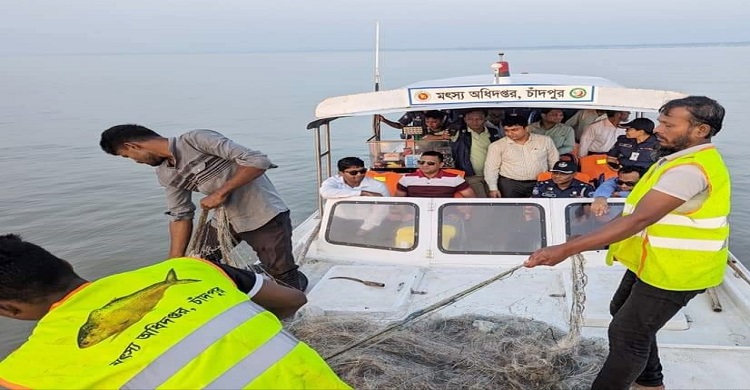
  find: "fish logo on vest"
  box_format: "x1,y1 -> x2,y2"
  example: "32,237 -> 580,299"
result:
77,269 -> 200,349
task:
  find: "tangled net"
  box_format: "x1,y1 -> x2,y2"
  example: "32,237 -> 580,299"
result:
288,314 -> 606,390
186,208 -> 253,269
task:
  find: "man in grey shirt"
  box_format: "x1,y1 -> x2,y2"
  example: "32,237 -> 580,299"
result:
99,124 -> 307,291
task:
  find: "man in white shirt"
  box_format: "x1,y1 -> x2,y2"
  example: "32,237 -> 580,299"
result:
566,109 -> 607,142
485,114 -> 559,198
319,157 -> 392,245
319,157 -> 390,199
579,111 -> 630,157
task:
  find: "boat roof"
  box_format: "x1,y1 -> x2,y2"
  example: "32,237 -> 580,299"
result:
307,73 -> 687,129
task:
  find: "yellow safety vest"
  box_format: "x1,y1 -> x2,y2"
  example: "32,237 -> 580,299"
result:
0,258 -> 349,389
606,146 -> 731,291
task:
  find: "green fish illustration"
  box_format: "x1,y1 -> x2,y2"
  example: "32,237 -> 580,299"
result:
77,268 -> 200,349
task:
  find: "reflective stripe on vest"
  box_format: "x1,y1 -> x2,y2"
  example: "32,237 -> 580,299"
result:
623,204 -> 729,230
206,331 -> 298,389
123,300 -> 262,389
647,236 -> 727,251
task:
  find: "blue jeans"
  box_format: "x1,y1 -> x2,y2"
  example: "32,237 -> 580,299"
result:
591,270 -> 703,389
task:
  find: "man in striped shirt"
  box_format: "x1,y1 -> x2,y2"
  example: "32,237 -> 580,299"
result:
485,114 -> 559,198
395,151 -> 476,198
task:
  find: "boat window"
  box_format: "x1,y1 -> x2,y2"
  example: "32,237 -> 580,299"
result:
565,203 -> 624,249
325,201 -> 419,251
437,203 -> 546,255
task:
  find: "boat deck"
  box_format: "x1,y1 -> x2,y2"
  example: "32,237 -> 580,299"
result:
291,197 -> 750,389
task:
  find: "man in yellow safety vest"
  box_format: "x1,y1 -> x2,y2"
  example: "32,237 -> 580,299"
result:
0,234 -> 349,389
525,96 -> 730,390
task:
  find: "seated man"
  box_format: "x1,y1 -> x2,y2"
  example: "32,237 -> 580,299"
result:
319,157 -> 390,199
590,166 -> 645,216
0,234 -> 349,389
606,118 -> 659,170
395,151 -> 476,198
532,160 -> 594,198
320,157 -> 392,245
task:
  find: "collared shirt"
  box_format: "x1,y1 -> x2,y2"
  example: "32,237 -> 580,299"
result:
319,175 -> 390,199
528,121 -> 576,155
607,135 -> 660,169
156,129 -> 288,233
531,179 -> 594,198
397,169 -> 469,197
484,133 -> 560,191
579,119 -> 625,157
592,177 -> 631,198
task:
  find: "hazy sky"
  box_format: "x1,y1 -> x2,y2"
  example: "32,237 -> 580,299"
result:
1,0 -> 749,54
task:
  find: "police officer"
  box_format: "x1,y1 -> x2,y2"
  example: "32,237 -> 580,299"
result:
607,117 -> 659,170
532,160 -> 594,198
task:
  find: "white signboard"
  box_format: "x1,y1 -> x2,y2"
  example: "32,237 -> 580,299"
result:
408,85 -> 595,105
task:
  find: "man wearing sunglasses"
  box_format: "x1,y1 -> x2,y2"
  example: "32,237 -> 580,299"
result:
395,151 -> 475,198
590,166 -> 645,216
525,96 -> 730,390
319,157 -> 390,199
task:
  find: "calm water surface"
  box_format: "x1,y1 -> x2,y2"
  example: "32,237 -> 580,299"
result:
1,45 -> 749,356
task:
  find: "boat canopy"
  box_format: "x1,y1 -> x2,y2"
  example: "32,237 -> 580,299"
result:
307,73 -> 687,129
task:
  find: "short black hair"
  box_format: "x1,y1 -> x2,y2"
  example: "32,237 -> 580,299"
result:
420,150 -> 443,162
424,110 -> 444,120
619,166 -> 645,177
540,108 -> 562,115
100,124 -> 162,155
337,157 -> 365,172
660,96 -> 725,137
463,109 -> 487,117
0,234 -> 80,302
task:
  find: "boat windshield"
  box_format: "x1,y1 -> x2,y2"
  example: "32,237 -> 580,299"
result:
438,203 -> 545,255
565,202 -> 624,249
325,201 -> 419,251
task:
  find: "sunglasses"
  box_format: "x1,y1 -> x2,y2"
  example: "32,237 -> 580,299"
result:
417,160 -> 438,166
616,179 -> 638,187
343,168 -> 367,176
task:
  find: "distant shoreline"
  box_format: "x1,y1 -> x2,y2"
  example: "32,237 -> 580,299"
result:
2,41 -> 748,57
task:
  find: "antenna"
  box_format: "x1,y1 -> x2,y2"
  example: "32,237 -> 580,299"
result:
372,22 -> 382,139
374,21 -> 381,92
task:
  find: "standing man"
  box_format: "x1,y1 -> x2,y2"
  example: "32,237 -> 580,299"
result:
451,109 -> 503,197
579,110 -> 630,157
528,108 -> 576,155
525,96 -> 729,389
99,125 -> 308,291
485,114 -> 559,198
0,234 -> 349,389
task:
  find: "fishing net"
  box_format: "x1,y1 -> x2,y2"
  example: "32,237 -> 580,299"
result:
288,254 -> 601,389
288,314 -> 606,390
185,208 -> 255,270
